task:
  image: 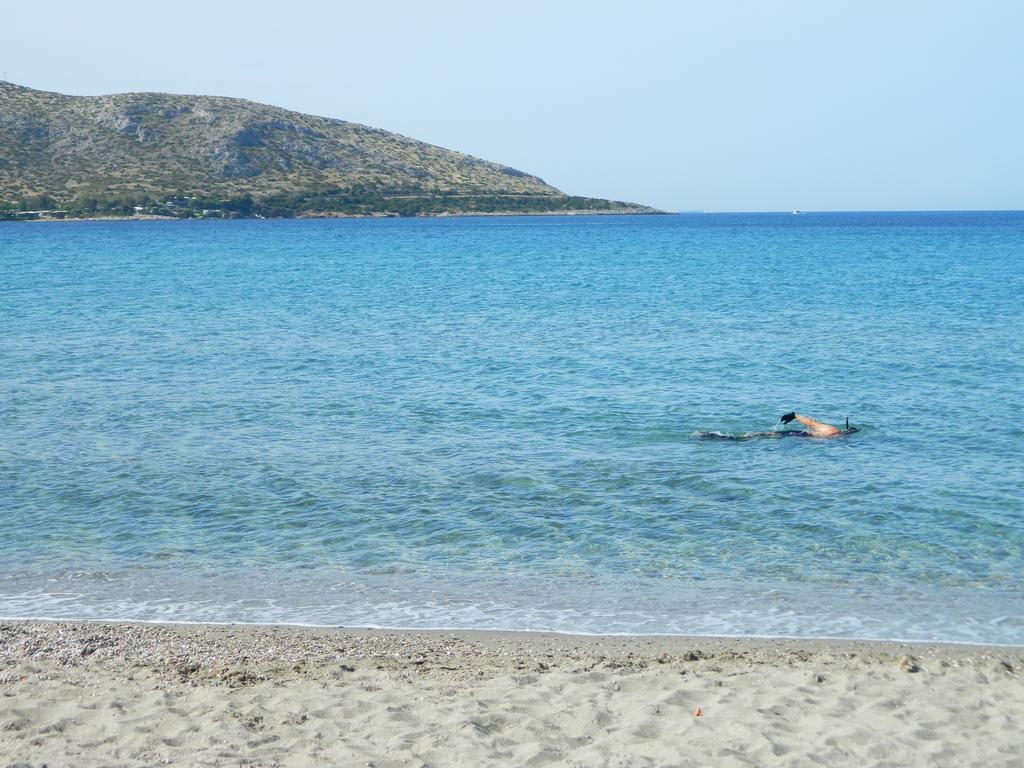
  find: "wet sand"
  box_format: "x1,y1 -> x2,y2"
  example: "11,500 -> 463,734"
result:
1,620 -> 1022,766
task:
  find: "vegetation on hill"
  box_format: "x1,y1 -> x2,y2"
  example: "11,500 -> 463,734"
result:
0,82 -> 658,219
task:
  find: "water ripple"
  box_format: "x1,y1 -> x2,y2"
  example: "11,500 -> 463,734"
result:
1,213 -> 1022,641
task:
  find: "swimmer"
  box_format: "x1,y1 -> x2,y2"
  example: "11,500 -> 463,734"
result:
697,412 -> 858,441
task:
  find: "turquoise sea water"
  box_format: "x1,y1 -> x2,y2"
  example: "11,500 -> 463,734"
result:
2,212 -> 1022,643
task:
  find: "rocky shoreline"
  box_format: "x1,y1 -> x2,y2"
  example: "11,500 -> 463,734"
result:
9,207 -> 665,223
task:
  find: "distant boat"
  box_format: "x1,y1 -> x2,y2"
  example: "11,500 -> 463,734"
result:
792,209 -> 802,215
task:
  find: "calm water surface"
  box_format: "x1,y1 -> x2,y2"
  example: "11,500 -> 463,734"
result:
2,213 -> 1022,642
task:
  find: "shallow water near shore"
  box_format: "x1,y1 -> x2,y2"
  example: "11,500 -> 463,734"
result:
2,212 -> 1023,643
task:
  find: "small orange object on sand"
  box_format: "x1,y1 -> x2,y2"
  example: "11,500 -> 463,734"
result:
693,707 -> 703,717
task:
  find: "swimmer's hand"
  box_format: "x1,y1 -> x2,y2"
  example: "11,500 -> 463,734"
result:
780,412 -> 797,424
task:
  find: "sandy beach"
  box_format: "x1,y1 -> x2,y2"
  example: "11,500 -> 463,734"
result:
0,621 -> 1021,767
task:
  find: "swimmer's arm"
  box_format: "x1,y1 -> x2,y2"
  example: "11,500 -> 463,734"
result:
792,413 -> 823,429
793,413 -> 840,436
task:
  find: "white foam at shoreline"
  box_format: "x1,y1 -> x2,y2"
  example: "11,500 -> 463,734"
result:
2,575 -> 1021,646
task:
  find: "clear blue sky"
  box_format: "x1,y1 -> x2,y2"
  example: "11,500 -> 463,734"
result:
4,1 -> 1022,211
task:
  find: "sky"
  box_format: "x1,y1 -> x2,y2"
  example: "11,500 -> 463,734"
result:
3,1 -> 1022,211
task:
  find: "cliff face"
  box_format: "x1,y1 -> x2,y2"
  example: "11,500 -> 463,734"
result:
0,82 -> 654,216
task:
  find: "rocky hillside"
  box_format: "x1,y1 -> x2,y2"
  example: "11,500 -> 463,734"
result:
0,82 -> 656,217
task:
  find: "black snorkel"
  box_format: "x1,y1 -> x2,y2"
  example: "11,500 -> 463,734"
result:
844,416 -> 860,435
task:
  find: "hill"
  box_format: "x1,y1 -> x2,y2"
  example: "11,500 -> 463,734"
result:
0,82 -> 657,219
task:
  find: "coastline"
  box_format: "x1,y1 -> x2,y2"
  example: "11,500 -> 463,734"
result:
8,208 -> 666,223
3,619 -> 1021,766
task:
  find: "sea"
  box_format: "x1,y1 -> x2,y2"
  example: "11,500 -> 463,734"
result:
2,212 -> 1022,644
